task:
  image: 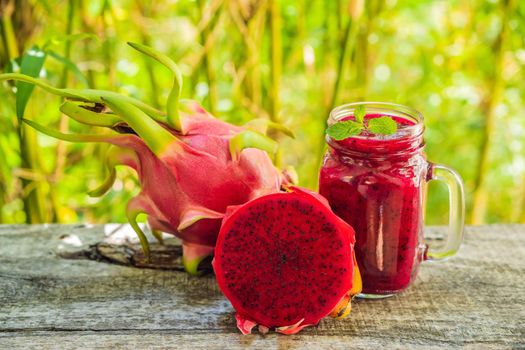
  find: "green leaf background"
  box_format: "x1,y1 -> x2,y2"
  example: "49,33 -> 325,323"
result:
0,0 -> 524,225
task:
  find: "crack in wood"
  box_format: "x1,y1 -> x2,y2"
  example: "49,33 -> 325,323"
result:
56,239 -> 213,273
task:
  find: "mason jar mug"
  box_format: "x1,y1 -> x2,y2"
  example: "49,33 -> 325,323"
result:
319,102 -> 465,298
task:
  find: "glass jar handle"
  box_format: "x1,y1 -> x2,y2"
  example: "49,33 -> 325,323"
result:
425,163 -> 465,261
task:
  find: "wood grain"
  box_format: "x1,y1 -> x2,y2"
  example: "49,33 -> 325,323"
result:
0,224 -> 524,349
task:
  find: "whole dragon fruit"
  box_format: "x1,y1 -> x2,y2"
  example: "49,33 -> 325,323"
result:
1,43 -> 291,274
213,187 -> 362,335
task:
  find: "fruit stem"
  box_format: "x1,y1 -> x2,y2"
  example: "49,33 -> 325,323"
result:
22,118 -> 125,143
60,101 -> 120,127
127,42 -> 183,131
126,199 -> 151,260
87,167 -> 116,198
182,242 -> 214,276
63,89 -> 166,122
243,118 -> 295,139
88,146 -> 136,197
0,73 -> 167,122
101,95 -> 177,157
151,229 -> 164,244
0,73 -> 86,99
229,130 -> 278,162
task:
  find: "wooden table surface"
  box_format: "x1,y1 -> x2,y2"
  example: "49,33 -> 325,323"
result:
0,224 -> 523,349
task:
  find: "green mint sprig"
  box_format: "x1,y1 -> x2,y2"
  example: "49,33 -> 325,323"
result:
326,105 -> 397,141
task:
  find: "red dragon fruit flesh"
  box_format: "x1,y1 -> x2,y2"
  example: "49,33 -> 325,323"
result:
213,187 -> 362,335
0,42 -> 292,275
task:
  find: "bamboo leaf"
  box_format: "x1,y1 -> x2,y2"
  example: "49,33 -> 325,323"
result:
3,57 -> 21,74
16,47 -> 47,119
42,33 -> 99,51
48,50 -> 89,87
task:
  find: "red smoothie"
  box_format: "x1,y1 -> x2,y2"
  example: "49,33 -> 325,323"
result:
319,112 -> 428,296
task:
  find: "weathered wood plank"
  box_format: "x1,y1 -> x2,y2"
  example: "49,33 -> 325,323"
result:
0,331 -> 515,350
0,224 -> 524,349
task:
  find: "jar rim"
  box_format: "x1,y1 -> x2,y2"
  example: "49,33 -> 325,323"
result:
328,102 -> 424,140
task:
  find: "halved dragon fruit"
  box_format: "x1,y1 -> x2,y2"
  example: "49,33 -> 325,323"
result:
1,43 -> 292,274
213,187 -> 362,335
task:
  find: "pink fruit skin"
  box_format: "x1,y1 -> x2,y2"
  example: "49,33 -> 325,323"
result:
113,101 -> 283,260
213,187 -> 357,335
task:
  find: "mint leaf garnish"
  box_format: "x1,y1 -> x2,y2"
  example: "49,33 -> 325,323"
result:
367,116 -> 398,135
326,120 -> 363,140
326,105 -> 398,140
354,105 -> 365,124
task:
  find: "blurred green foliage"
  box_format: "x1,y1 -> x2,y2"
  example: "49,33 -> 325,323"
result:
0,0 -> 524,225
